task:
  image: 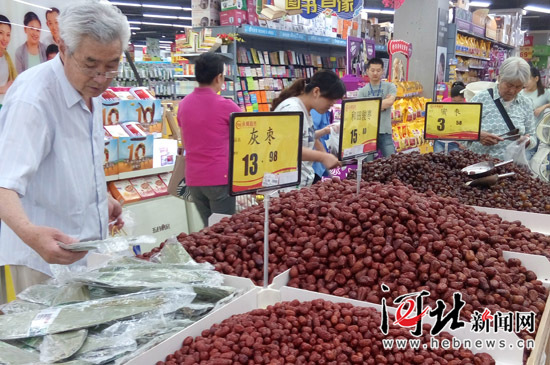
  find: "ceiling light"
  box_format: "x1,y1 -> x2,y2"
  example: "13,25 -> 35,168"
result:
159,40 -> 173,43
14,0 -> 51,10
173,24 -> 192,28
469,1 -> 490,7
132,32 -> 136,35
130,26 -> 140,30
524,5 -> 550,14
128,20 -> 141,24
134,45 -> 146,48
362,8 -> 395,14
141,21 -> 175,27
109,1 -> 141,6
144,13 -> 179,19
142,4 -> 182,10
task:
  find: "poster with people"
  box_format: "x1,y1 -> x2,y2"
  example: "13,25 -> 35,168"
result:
1,0 -> 66,104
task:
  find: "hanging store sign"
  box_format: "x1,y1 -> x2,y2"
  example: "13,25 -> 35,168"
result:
284,0 -> 362,19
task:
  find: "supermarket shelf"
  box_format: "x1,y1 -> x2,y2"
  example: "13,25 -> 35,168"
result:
457,29 -> 515,50
469,65 -> 485,70
399,147 -> 420,154
375,44 -> 388,53
238,25 -> 347,47
106,165 -> 174,182
173,52 -> 234,60
455,52 -> 490,61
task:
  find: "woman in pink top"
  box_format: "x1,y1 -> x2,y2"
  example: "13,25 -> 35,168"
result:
177,53 -> 241,226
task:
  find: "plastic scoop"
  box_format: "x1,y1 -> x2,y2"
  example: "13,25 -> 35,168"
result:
465,172 -> 515,187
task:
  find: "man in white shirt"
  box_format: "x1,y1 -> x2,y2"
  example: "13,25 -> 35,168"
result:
0,0 -> 129,295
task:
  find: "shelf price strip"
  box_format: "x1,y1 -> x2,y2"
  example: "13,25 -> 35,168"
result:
424,102 -> 482,141
338,97 -> 381,195
229,112 -> 303,288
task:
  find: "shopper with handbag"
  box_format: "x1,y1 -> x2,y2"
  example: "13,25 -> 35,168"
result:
468,57 -> 537,160
0,0 -> 128,295
177,53 -> 241,226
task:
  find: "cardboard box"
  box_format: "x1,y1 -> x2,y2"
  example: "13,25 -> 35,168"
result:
221,0 -> 246,11
117,135 -> 154,173
192,1 -> 220,27
220,9 -> 248,25
108,180 -> 141,204
103,138 -> 119,176
102,99 -> 162,133
147,175 -> 169,196
472,9 -> 488,28
129,177 -> 158,199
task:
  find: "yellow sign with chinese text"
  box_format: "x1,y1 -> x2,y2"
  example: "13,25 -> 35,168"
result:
424,102 -> 482,141
230,112 -> 303,195
339,97 -> 381,160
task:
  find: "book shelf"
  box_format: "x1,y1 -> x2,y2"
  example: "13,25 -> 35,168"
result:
197,25 -> 348,112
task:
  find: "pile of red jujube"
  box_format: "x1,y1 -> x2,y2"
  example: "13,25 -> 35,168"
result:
139,179 -> 548,341
348,150 -> 550,214
157,299 -> 495,365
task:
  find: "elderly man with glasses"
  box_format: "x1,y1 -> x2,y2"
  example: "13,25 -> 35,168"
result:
0,0 -> 129,296
468,57 -> 537,160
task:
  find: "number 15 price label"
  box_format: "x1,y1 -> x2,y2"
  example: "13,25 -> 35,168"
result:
229,112 -> 303,195
424,102 -> 482,141
338,97 -> 381,161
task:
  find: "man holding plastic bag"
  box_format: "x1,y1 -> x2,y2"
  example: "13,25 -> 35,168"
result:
0,1 -> 128,295
467,57 -> 537,162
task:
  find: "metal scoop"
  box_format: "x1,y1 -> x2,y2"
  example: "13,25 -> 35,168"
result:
498,128 -> 519,137
465,172 -> 515,187
461,159 -> 513,178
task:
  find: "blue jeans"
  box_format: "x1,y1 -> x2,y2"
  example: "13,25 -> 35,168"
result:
434,140 -> 460,153
367,133 -> 395,161
378,133 -> 396,157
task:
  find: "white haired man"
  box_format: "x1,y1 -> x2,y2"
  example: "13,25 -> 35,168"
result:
0,0 -> 129,295
468,57 -> 537,160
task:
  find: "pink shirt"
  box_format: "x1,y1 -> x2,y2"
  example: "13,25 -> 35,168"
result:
178,87 -> 241,186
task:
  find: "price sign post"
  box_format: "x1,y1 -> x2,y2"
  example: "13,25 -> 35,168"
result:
229,112 -> 303,287
338,97 -> 382,195
424,102 -> 483,154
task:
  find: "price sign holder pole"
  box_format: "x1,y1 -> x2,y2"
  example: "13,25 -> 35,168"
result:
262,190 -> 278,288
229,112 -> 303,294
356,155 -> 366,195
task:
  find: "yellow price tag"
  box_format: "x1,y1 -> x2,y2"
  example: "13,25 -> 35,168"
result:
230,112 -> 303,195
424,102 -> 482,141
339,97 -> 381,160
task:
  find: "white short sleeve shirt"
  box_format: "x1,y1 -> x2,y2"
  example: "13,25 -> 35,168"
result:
0,55 -> 108,275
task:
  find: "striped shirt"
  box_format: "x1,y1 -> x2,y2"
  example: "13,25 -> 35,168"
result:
0,55 -> 108,275
468,85 -> 536,160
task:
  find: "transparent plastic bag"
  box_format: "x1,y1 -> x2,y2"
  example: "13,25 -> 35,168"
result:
57,235 -> 156,254
325,123 -> 340,156
504,137 -> 531,169
0,289 -> 196,340
39,329 -> 88,363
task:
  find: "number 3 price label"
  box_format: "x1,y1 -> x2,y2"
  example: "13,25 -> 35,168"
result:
338,97 -> 381,160
424,102 -> 483,141
229,112 -> 303,195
